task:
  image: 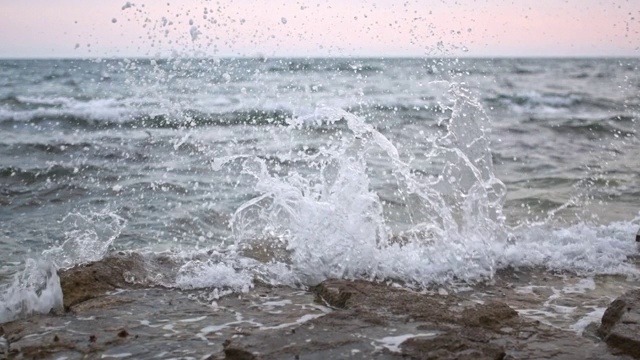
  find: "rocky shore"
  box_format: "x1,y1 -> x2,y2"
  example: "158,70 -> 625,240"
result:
1,253 -> 639,359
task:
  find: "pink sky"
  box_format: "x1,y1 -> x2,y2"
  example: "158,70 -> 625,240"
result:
0,0 -> 638,58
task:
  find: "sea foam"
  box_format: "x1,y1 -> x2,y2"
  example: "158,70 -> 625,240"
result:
0,259 -> 63,324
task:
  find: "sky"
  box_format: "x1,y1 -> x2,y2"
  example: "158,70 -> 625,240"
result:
0,0 -> 639,58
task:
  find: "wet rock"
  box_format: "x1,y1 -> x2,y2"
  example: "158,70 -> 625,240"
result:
599,289 -> 640,358
217,280 -> 618,360
312,279 -> 352,308
312,279 -> 456,324
0,279 -> 334,359
220,312 -> 383,359
461,301 -> 518,329
312,279 -> 517,328
0,264 -> 635,360
59,252 -> 149,310
223,342 -> 258,360
401,332 -> 506,360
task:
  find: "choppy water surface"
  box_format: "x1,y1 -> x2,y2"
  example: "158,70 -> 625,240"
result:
1,58 -> 639,323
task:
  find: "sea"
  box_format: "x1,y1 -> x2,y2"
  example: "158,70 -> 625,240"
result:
1,57 -> 639,324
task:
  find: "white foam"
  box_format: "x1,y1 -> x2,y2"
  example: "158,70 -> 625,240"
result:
101,353 -> 132,359
0,259 -> 63,324
516,309 -> 559,326
260,299 -> 292,307
0,97 -> 141,123
373,333 -> 437,353
200,323 -> 231,334
0,336 -> 7,356
178,315 -> 207,323
501,221 -> 639,276
570,307 -> 606,335
563,278 -> 596,294
258,313 -> 326,330
175,260 -> 253,293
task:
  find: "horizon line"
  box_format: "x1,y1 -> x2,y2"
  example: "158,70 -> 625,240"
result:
1,54 -> 639,61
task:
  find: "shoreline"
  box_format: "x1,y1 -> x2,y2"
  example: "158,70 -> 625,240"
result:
1,254 -> 640,359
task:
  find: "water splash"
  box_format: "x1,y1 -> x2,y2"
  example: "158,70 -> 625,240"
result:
226,83 -> 511,286
176,259 -> 253,293
0,259 -> 63,324
0,210 -> 125,324
42,210 -> 126,268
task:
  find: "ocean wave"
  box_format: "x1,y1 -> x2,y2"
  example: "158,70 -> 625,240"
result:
0,164 -> 105,185
0,95 -> 24,108
511,66 -> 543,75
540,116 -> 637,137
0,96 -> 136,125
0,95 -> 97,109
0,142 -> 93,155
485,91 -> 616,111
0,106 -> 293,129
0,93 -> 454,130
126,109 -> 292,128
4,184 -> 89,209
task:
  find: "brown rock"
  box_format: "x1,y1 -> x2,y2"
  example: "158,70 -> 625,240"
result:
599,289 -> 640,358
59,252 -> 149,310
312,279 -> 455,323
312,280 -> 352,308
401,332 -> 506,360
461,301 -> 519,329
312,280 -> 513,359
224,346 -> 258,360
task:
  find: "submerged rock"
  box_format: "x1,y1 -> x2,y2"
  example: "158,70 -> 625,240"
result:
599,289 -> 640,358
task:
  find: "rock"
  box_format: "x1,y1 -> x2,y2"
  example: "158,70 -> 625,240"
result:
401,332 -> 506,360
460,301 -> 519,329
59,252 -> 149,310
305,279 -> 616,360
223,342 -> 258,360
312,279 -> 457,324
0,259 -> 633,359
312,279 -> 517,328
599,289 -> 640,358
